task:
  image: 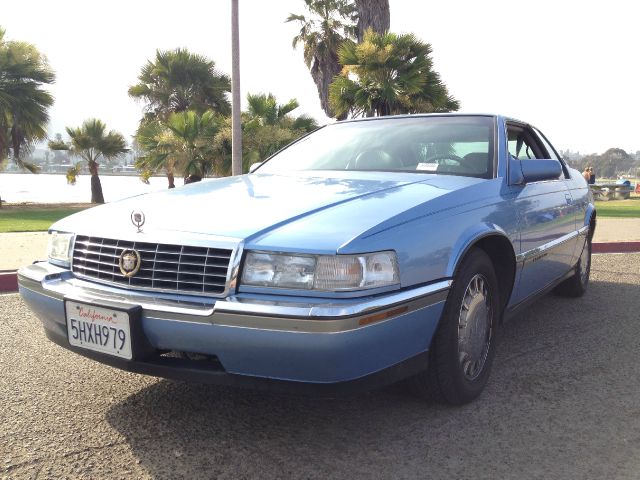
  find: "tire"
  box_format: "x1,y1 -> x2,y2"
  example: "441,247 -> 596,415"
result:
553,235 -> 591,297
410,248 -> 501,405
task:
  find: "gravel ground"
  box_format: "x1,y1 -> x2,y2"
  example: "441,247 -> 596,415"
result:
1,254 -> 640,479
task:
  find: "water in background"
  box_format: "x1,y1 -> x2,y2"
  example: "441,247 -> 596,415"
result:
0,173 -> 171,204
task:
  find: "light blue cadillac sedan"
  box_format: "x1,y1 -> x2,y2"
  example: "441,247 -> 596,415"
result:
18,114 -> 595,404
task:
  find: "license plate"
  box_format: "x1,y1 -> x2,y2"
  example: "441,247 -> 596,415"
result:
65,301 -> 133,360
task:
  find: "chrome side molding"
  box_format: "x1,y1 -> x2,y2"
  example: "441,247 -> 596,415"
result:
515,228 -> 585,264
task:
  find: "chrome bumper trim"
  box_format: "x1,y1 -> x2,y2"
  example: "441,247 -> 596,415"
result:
214,280 -> 452,319
18,262 -> 451,333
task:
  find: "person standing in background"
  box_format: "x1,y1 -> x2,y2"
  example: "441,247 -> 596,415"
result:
583,167 -> 591,182
588,167 -> 596,185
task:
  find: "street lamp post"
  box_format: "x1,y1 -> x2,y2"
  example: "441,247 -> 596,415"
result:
231,0 -> 242,176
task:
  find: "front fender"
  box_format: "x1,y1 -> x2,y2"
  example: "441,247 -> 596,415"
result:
445,223 -> 515,277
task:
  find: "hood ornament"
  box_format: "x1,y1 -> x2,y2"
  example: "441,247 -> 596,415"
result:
131,210 -> 145,232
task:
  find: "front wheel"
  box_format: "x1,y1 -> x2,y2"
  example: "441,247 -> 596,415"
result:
410,248 -> 501,405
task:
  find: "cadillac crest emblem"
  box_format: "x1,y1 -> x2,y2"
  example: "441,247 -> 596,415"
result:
119,249 -> 141,277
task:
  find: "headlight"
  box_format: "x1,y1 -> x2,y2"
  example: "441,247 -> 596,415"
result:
241,251 -> 399,291
47,231 -> 74,267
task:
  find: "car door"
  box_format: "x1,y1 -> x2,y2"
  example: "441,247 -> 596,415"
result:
508,122 -> 579,304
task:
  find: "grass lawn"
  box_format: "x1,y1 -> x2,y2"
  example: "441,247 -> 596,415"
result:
595,196 -> 640,218
0,205 -> 90,232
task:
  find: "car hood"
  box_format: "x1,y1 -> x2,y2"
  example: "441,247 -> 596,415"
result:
53,171 -> 484,250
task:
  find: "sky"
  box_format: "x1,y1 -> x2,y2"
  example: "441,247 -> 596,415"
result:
3,0 -> 639,155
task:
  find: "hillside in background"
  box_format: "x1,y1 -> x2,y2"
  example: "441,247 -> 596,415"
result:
562,149 -> 640,178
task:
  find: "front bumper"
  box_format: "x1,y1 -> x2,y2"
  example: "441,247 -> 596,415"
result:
18,262 -> 450,393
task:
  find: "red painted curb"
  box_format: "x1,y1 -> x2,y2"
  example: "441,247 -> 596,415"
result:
593,242 -> 640,254
0,271 -> 18,293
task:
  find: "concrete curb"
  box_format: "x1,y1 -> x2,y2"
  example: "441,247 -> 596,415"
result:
2,241 -> 639,294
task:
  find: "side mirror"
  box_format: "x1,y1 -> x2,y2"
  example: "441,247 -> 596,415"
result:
249,162 -> 263,174
509,157 -> 562,184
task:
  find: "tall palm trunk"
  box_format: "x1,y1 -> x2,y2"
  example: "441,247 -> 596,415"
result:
355,0 -> 390,40
167,172 -> 175,188
312,53 -> 345,120
88,160 -> 105,204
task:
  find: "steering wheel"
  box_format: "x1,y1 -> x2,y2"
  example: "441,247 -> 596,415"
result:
351,148 -> 401,171
425,153 -> 465,166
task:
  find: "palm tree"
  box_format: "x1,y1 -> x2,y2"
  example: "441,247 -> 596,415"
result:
286,0 -> 357,118
214,93 -> 319,174
128,48 -> 231,121
329,29 -> 460,118
0,27 -> 55,172
244,93 -> 317,129
134,110 -> 224,186
49,119 -> 128,204
243,93 -> 318,167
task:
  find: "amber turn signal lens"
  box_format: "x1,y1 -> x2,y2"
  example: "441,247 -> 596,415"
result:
358,306 -> 409,326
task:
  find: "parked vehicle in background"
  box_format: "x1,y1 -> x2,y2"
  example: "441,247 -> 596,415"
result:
18,114 -> 595,405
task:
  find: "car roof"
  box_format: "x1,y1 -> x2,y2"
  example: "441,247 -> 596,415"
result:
334,112 -> 492,122
333,113 -> 540,130
332,113 -> 505,125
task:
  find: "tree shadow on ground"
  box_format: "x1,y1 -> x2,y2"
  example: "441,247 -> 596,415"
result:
106,278 -> 640,479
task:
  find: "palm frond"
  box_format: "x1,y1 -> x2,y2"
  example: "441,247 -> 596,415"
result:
285,13 -> 307,23
278,98 -> 300,118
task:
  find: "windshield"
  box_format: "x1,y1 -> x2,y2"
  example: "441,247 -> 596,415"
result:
257,116 -> 495,179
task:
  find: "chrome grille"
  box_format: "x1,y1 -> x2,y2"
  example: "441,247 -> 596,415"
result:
72,235 -> 232,296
